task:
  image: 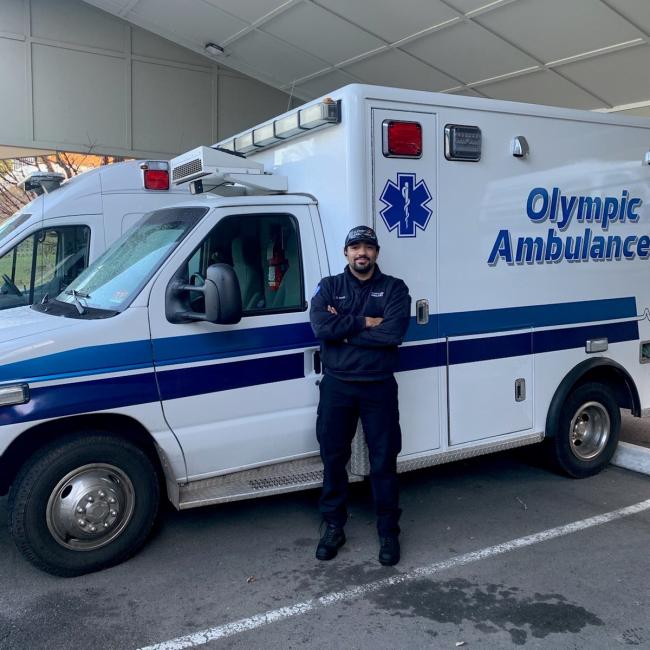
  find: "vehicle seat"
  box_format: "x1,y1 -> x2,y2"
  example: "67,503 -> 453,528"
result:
231,237 -> 264,310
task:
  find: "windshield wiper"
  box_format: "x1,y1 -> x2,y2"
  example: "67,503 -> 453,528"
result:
65,289 -> 88,315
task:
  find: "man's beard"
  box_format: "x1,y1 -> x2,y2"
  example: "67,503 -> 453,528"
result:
352,258 -> 374,273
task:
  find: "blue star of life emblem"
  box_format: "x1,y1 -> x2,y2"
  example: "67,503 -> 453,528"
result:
379,173 -> 432,238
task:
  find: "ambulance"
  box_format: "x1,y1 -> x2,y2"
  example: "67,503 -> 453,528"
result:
2,84 -> 650,576
0,160 -> 189,309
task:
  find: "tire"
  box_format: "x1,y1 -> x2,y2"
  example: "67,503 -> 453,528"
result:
548,382 -> 620,478
8,433 -> 160,577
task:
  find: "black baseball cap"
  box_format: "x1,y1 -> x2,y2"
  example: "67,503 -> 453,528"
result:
345,226 -> 380,249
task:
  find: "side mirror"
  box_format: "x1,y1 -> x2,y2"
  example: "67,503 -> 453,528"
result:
166,263 -> 242,324
204,263 -> 242,324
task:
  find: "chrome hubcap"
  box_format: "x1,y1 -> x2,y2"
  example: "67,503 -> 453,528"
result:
46,464 -> 135,550
569,401 -> 610,461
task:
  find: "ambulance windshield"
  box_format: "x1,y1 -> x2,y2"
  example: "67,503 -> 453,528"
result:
52,206 -> 206,315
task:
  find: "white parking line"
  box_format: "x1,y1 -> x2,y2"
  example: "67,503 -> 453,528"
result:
138,498 -> 650,650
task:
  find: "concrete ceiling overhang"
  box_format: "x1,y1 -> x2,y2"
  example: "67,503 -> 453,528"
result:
0,146 -> 55,161
83,0 -> 650,114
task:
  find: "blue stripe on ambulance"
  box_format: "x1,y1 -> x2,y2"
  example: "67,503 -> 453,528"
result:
0,339 -> 153,384
0,309 -> 639,426
404,296 -> 637,341
399,319 -> 638,371
0,296 -> 637,385
0,372 -> 159,427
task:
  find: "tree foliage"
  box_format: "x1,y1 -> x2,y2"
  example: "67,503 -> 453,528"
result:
0,153 -> 125,220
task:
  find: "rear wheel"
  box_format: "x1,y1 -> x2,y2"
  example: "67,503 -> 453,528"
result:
8,433 -> 160,576
548,382 -> 620,478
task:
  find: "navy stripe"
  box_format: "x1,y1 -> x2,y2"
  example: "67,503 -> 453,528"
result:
0,372 -> 159,426
0,297 -> 637,384
152,322 -> 315,366
405,296 -> 637,341
535,320 -> 638,354
156,353 -> 305,401
398,320 -> 639,371
4,320 -> 639,426
0,340 -> 153,383
399,342 -> 445,372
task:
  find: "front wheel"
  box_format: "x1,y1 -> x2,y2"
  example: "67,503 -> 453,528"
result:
548,382 -> 620,478
8,433 -> 160,576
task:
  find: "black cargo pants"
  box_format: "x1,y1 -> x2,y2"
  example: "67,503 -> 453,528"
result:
316,374 -> 402,537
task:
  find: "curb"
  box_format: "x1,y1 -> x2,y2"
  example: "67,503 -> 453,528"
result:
611,441 -> 650,476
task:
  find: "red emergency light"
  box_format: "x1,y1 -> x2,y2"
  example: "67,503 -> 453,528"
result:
383,120 -> 422,158
141,161 -> 170,190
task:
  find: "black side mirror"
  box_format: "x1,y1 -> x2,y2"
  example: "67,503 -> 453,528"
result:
204,263 -> 242,324
166,263 -> 242,324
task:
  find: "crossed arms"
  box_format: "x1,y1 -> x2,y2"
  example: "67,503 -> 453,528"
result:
310,279 -> 411,348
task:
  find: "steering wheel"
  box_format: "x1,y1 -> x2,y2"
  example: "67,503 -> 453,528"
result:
189,272 -> 205,287
2,274 -> 22,297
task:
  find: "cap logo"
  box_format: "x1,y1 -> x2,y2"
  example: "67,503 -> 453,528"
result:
345,226 -> 378,247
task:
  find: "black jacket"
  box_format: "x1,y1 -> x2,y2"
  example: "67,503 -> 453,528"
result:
310,266 -> 411,381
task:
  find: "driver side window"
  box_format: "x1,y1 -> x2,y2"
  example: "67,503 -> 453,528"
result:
179,213 -> 305,316
0,236 -> 34,309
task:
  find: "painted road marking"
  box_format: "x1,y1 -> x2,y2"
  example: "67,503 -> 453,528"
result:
138,498 -> 650,650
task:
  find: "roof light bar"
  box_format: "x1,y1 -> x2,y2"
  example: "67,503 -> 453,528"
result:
253,123 -> 280,147
274,112 -> 304,139
234,132 -> 259,154
299,101 -> 339,129
220,99 -> 341,155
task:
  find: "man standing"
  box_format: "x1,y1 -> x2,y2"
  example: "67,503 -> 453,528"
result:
310,226 -> 411,566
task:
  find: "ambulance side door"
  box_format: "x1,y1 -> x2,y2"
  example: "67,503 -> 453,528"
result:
371,107 -> 442,457
148,204 -> 324,481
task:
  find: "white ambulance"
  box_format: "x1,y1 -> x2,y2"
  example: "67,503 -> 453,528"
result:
2,84 -> 650,576
0,160 -> 189,309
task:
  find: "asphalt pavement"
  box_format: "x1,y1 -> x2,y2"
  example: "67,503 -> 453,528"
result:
1,421 -> 650,650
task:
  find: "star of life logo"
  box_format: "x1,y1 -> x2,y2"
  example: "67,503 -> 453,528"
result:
379,173 -> 433,238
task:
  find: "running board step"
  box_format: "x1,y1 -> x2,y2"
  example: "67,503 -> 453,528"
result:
178,457 -> 362,509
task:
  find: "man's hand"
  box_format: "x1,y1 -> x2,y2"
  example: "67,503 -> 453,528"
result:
327,305 -> 338,315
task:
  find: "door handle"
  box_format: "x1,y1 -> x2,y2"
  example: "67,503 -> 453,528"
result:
416,299 -> 429,325
306,348 -> 322,384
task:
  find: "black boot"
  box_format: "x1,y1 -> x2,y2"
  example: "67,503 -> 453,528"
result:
316,524 -> 346,561
378,536 -> 400,566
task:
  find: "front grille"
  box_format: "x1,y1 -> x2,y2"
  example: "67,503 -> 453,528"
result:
172,158 -> 203,182
249,470 -> 323,490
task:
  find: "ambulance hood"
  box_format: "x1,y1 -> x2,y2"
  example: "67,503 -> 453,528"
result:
0,307 -> 80,368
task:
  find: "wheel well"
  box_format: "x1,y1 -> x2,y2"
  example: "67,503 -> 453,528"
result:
545,358 -> 640,438
0,413 -> 165,496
